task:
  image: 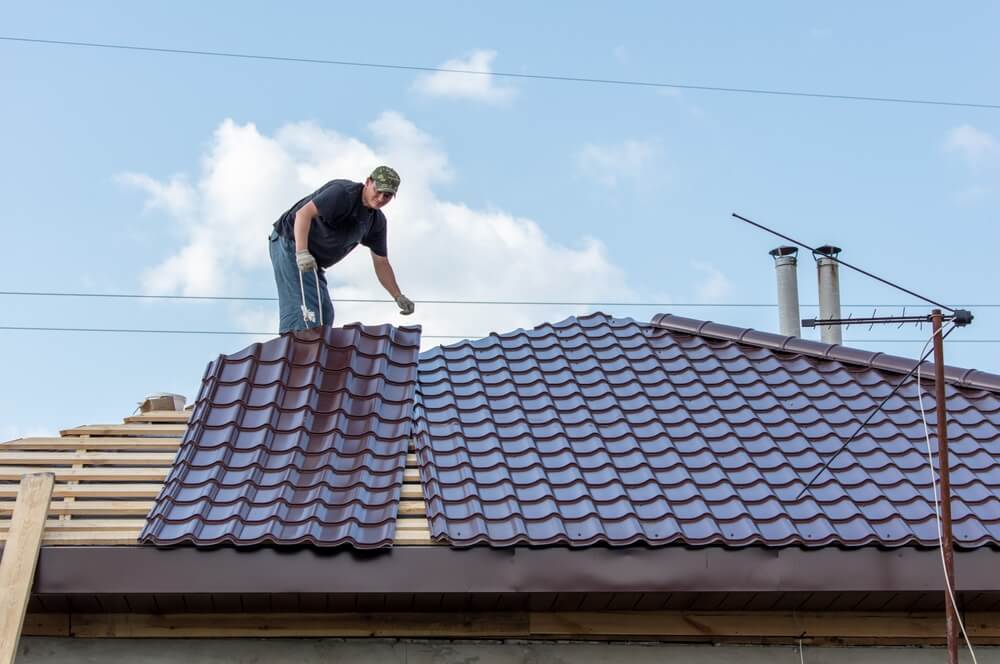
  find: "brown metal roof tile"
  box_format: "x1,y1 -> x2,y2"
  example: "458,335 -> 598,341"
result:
415,312 -> 1000,549
141,323 -> 420,548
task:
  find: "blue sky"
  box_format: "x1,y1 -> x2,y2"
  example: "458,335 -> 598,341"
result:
2,2 -> 999,438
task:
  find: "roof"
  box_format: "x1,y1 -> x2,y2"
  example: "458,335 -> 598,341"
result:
140,323 -> 421,548
415,312 -> 1000,548
5,313 -> 1000,624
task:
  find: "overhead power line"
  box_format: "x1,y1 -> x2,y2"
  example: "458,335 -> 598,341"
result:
1,325 -> 999,343
3,36 -> 999,111
0,325 -> 464,339
3,290 -> 1000,308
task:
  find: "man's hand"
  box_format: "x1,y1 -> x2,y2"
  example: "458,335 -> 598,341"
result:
296,250 -> 317,272
395,294 -> 415,315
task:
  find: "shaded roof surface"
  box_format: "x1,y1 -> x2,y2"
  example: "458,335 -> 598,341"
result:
414,312 -> 1000,548
141,323 -> 421,549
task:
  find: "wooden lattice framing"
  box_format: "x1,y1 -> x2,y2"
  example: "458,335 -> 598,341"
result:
0,410 -> 433,546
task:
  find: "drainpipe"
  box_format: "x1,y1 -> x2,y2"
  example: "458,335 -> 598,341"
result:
769,246 -> 800,337
815,245 -> 843,345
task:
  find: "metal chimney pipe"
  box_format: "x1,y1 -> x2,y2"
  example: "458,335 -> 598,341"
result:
815,245 -> 843,345
769,246 -> 800,337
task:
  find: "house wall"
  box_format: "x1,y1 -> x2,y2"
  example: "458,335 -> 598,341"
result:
16,637 -> 993,663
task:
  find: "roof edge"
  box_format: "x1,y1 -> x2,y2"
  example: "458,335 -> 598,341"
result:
34,545 -> 1000,595
650,313 -> 1000,393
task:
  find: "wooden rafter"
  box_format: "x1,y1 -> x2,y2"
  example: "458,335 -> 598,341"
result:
0,472 -> 54,663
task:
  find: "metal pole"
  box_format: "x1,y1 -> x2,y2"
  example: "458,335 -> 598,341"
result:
815,246 -> 843,345
932,309 -> 958,663
770,246 -> 800,337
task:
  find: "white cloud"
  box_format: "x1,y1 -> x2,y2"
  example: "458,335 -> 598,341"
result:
943,125 -> 998,202
944,125 -> 997,165
412,50 -> 516,103
117,173 -> 195,219
692,261 -> 732,302
575,139 -> 659,188
120,113 -> 636,347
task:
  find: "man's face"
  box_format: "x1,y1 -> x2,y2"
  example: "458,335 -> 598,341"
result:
363,178 -> 395,209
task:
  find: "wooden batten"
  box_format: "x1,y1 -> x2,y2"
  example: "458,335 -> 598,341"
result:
0,411 -> 439,548
0,438 -> 181,451
59,424 -> 186,438
18,611 -> 1000,644
123,411 -> 191,424
0,452 -> 177,466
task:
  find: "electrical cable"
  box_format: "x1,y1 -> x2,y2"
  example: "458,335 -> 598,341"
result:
0,325 -> 461,339
3,36 -> 1000,110
4,290 -> 1000,308
916,323 -> 978,663
2,324 -> 1000,344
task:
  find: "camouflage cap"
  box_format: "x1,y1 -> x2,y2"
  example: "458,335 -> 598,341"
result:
369,165 -> 400,194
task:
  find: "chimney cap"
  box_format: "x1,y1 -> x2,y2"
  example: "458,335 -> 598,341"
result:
769,246 -> 798,258
138,393 -> 186,413
814,245 -> 842,258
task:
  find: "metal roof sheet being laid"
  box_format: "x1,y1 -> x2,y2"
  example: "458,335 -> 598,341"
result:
414,312 -> 1000,549
140,323 -> 421,549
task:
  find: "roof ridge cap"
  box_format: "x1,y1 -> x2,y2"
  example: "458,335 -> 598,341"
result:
648,312 -> 1000,393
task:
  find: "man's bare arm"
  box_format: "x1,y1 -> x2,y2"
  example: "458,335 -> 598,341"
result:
371,253 -> 402,298
372,253 -> 414,315
293,200 -> 318,252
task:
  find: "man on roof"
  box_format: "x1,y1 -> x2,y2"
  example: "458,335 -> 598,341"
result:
268,166 -> 414,333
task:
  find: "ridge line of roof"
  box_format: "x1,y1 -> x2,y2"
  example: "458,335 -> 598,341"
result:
649,313 -> 1000,393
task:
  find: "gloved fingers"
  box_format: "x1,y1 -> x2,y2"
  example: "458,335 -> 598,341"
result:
396,295 -> 415,315
295,251 -> 317,272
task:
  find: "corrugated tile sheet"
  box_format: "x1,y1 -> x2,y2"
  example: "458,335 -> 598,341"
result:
414,312 -> 1000,548
141,323 -> 421,548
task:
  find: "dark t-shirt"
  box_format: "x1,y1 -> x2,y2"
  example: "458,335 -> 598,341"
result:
273,179 -> 388,269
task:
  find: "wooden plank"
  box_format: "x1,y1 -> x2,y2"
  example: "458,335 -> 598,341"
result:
393,529 -> 436,545
0,500 -> 153,516
0,467 -> 168,482
405,453 -> 417,466
0,473 -> 54,663
0,532 -> 144,545
60,437 -> 86,526
401,485 -> 423,499
55,610 -> 1000,640
395,518 -> 429,531
0,437 -> 181,451
0,452 -> 177,466
0,484 -> 164,499
36,531 -> 142,545
404,468 -> 419,483
0,519 -> 147,533
69,611 -> 531,638
531,611 -> 954,639
123,412 -> 190,424
60,424 -> 186,438
397,500 -> 426,516
19,613 -> 69,637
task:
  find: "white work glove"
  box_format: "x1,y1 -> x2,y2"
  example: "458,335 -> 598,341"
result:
296,250 -> 317,273
395,294 -> 415,315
